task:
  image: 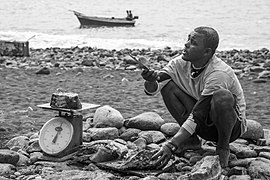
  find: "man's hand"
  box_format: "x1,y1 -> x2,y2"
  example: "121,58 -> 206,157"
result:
151,145 -> 173,169
141,69 -> 159,82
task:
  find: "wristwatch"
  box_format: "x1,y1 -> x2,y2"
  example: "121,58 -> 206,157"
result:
165,141 -> 178,153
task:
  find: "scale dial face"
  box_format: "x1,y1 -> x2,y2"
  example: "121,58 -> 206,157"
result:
39,117 -> 74,155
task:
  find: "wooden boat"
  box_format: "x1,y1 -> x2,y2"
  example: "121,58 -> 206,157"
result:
72,10 -> 139,27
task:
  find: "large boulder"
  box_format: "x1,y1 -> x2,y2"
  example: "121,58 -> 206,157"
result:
125,112 -> 165,130
93,105 -> 124,129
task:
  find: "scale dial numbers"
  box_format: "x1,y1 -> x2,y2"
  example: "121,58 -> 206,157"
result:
39,117 -> 74,155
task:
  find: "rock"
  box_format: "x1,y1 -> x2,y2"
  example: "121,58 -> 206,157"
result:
81,59 -> 95,66
247,157 -> 270,179
0,149 -> 20,165
263,128 -> 270,139
90,146 -> 119,163
25,138 -> 41,153
227,166 -> 247,176
120,149 -> 159,170
259,152 -> 270,160
233,138 -> 249,145
228,175 -> 251,180
119,128 -> 142,141
230,143 -> 258,158
5,135 -> 29,150
86,127 -> 119,141
235,149 -> 257,159
252,78 -> 267,83
139,130 -> 166,144
189,155 -> 204,165
93,105 -> 124,128
0,163 -> 16,176
35,67 -> 50,75
250,66 -> 265,73
133,137 -> 147,150
258,70 -> 270,79
178,155 -> 222,180
29,152 -> 44,164
44,169 -> 116,180
253,146 -> 270,154
16,153 -> 30,166
125,112 -> 165,130
160,122 -> 180,136
141,176 -> 160,180
241,119 -> 264,140
229,158 -> 256,168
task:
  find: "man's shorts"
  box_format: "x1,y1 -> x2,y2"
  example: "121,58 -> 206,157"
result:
192,94 -> 242,143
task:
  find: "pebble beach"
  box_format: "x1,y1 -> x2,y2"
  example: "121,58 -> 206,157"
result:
0,47 -> 270,179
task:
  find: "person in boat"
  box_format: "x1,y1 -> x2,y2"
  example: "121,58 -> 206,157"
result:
126,10 -> 133,20
140,26 -> 246,168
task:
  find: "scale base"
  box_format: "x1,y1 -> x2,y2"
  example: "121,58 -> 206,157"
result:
37,102 -> 100,158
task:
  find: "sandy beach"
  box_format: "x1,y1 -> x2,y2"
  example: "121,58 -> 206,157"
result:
0,47 -> 269,148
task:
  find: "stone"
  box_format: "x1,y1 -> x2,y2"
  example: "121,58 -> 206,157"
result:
0,149 -> 20,165
44,169 -> 116,180
119,128 -> 142,141
81,59 -> 95,66
259,152 -> 270,160
0,163 -> 16,176
178,155 -> 222,180
133,137 -> 147,150
227,166 -> 247,176
229,158 -> 256,168
253,146 -> 270,153
29,152 -> 44,164
235,149 -> 257,159
35,67 -> 50,75
86,127 -> 119,141
120,149 -> 159,170
247,157 -> 270,179
189,155 -> 204,165
90,146 -> 119,163
160,122 -> 180,136
5,135 -> 29,150
82,132 -> 92,142
25,138 -> 41,153
263,129 -> 270,139
16,153 -> 30,166
228,175 -> 251,180
241,119 -> 264,140
158,173 -> 183,180
138,130 -> 166,144
93,105 -> 124,128
233,138 -> 249,145
141,176 -> 160,180
125,112 -> 165,130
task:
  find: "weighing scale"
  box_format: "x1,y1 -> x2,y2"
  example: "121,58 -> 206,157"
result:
37,102 -> 100,157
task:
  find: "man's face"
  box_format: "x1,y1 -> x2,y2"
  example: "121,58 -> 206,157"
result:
182,31 -> 207,62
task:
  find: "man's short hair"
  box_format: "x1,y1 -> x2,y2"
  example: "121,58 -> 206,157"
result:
194,26 -> 219,54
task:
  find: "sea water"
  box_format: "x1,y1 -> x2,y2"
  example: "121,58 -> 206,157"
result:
0,0 -> 269,50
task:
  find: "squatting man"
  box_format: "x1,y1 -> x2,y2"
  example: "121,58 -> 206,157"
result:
140,26 -> 247,168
